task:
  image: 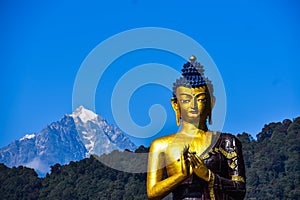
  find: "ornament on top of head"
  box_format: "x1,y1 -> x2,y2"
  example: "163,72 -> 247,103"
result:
172,55 -> 213,98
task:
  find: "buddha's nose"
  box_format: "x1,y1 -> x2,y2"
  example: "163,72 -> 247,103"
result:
191,98 -> 197,109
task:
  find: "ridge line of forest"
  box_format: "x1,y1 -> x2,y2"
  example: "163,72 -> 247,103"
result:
0,117 -> 299,199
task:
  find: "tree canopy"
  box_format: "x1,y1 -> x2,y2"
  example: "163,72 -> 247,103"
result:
0,117 -> 299,199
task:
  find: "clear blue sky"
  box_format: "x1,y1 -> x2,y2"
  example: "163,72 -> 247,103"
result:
1,0 -> 300,147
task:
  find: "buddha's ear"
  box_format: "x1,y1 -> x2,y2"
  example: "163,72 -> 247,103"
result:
211,96 -> 216,109
171,98 -> 179,110
208,96 -> 216,125
171,98 -> 181,126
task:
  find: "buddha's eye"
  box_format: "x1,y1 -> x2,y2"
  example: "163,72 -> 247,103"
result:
198,98 -> 207,103
180,99 -> 190,103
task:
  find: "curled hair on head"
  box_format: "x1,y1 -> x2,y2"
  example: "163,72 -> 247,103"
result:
172,55 -> 215,125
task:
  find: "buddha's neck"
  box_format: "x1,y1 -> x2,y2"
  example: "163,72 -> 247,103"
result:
180,121 -> 208,136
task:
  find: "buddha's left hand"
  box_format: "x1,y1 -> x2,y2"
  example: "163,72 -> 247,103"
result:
189,152 -> 210,182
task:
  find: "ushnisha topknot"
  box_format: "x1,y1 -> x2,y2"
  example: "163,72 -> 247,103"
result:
172,55 -> 214,125
172,55 -> 213,98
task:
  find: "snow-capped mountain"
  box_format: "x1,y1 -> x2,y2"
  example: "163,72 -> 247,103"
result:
0,106 -> 136,176
69,106 -> 136,156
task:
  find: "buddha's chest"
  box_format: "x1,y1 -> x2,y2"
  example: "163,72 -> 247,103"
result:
163,140 -> 213,172
164,143 -> 228,177
165,139 -> 210,158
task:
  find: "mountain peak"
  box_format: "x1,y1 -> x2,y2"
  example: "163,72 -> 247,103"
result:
20,133 -> 36,141
69,106 -> 98,123
0,105 -> 137,176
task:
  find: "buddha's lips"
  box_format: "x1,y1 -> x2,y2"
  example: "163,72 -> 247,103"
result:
189,111 -> 198,114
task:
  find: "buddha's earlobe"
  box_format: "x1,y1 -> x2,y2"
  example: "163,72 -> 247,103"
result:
171,98 -> 181,126
208,96 -> 216,125
175,108 -> 181,127
208,112 -> 212,125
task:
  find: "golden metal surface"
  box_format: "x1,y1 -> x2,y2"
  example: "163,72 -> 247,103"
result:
215,147 -> 238,159
189,55 -> 197,62
230,161 -> 237,170
231,175 -> 246,183
147,86 -> 214,199
208,170 -> 216,200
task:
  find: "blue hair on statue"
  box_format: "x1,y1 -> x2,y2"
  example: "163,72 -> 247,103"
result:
172,55 -> 214,125
172,56 -> 213,98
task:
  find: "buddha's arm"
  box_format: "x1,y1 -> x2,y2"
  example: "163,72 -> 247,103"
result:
191,135 -> 246,200
209,135 -> 246,200
147,141 -> 188,200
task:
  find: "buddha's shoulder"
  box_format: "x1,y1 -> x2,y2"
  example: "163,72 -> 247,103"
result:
218,132 -> 240,141
150,134 -> 177,147
216,132 -> 242,148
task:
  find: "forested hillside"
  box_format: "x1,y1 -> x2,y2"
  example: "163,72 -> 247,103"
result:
0,117 -> 299,199
238,117 -> 300,199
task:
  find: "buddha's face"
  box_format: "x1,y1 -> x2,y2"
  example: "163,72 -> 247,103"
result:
175,86 -> 210,124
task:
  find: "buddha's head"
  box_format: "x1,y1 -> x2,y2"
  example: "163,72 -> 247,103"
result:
171,55 -> 215,130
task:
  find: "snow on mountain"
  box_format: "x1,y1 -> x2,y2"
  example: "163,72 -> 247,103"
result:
0,106 -> 137,176
20,133 -> 36,141
70,105 -> 97,123
68,106 -> 136,156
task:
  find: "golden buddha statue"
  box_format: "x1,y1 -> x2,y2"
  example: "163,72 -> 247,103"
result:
147,56 -> 246,200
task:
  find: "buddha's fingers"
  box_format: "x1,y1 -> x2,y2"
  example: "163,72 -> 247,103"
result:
189,153 -> 200,168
